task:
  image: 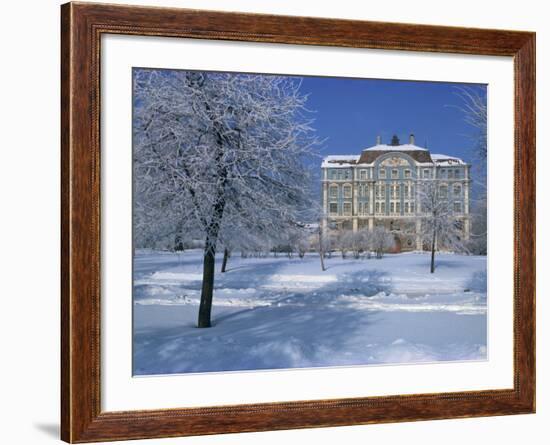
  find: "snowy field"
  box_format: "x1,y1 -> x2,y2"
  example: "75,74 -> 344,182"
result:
133,250 -> 487,375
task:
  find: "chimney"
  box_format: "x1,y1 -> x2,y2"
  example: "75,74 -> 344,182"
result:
409,133 -> 415,145
376,135 -> 381,145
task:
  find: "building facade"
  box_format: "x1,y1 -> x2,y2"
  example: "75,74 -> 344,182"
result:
321,134 -> 471,252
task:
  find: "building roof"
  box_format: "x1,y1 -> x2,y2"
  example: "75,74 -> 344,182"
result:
362,143 -> 428,152
431,153 -> 466,165
321,138 -> 467,167
358,148 -> 433,164
321,155 -> 359,168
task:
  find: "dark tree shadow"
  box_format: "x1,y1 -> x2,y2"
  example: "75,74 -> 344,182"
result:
133,268 -> 392,375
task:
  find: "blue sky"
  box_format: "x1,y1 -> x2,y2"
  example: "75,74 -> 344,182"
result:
299,76 -> 486,165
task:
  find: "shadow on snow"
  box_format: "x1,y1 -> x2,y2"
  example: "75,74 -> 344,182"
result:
133,268 -> 391,375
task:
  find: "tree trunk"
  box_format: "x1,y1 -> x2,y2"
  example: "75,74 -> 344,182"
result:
221,248 -> 230,273
430,229 -> 436,273
198,238 -> 216,328
318,231 -> 326,272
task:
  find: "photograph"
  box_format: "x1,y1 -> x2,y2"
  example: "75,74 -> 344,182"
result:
131,68 -> 488,376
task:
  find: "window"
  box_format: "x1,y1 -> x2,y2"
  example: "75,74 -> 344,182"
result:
329,185 -> 338,198
375,202 -> 380,213
454,201 -> 462,213
396,202 -> 401,213
391,169 -> 398,179
453,184 -> 462,196
381,185 -> 386,196
455,169 -> 461,178
439,185 -> 448,199
410,202 -> 415,213
343,185 -> 352,198
379,168 -> 386,178
390,202 -> 395,213
390,185 -> 395,199
404,185 -> 409,197
360,170 -> 367,180
343,202 -> 352,216
381,202 -> 386,213
404,169 -> 411,178
405,202 -> 409,213
441,169 -> 447,178
329,203 -> 338,215
423,169 -> 430,178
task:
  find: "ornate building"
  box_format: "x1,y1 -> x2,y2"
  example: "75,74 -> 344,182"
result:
321,134 -> 471,252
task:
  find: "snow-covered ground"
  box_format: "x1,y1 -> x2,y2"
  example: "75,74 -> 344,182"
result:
133,250 -> 487,375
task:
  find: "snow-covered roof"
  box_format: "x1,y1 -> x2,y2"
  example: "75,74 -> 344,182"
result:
321,155 -> 360,168
362,143 -> 428,152
431,153 -> 466,165
321,145 -> 467,168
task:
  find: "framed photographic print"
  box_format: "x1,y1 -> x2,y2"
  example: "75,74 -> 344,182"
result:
61,2 -> 535,442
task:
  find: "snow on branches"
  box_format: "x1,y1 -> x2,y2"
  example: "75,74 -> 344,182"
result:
418,180 -> 466,272
133,69 -> 320,327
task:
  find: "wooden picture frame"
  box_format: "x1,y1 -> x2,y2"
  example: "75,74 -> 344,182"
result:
61,2 -> 535,442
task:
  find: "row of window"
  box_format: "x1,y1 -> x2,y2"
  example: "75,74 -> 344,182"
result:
327,167 -> 464,181
328,169 -> 353,180
376,183 -> 415,199
329,183 -> 463,200
440,184 -> 463,199
379,168 -> 412,179
329,185 -> 352,198
375,201 -> 415,214
328,201 -> 463,216
439,168 -> 463,179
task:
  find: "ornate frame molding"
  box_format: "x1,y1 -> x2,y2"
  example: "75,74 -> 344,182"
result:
61,2 -> 535,442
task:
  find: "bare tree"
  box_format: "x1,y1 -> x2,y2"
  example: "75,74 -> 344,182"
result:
357,228 -> 373,259
418,180 -> 466,273
343,228 -> 372,259
455,86 -> 487,255
371,226 -> 394,259
133,69 -> 319,327
317,225 -> 327,271
337,231 -> 354,259
455,87 -> 487,162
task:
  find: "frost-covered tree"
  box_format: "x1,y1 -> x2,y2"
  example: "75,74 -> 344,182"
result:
316,225 -> 328,270
341,228 -> 372,259
455,86 -> 487,255
418,180 -> 466,273
337,231 -> 354,259
133,69 -> 319,327
295,231 -> 311,259
455,87 -> 487,162
468,198 -> 487,255
357,228 -> 373,259
371,226 -> 394,259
